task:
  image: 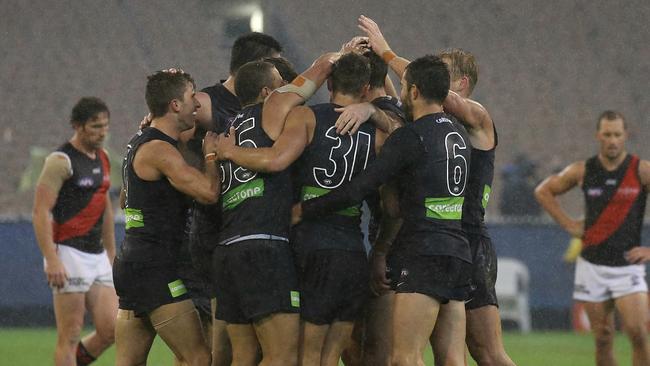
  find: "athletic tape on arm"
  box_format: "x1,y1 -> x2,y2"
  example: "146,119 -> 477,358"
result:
274,76 -> 318,100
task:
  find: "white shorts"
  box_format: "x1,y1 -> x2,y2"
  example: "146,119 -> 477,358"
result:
573,256 -> 647,302
44,245 -> 114,294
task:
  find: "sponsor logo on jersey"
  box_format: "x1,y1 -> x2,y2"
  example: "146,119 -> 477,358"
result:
222,178 -> 264,210
77,177 -> 94,187
124,208 -> 144,229
482,185 -> 492,209
435,117 -> 453,124
605,179 -> 617,186
587,188 -> 603,197
168,279 -> 187,298
290,291 -> 300,308
619,187 -> 640,196
301,186 -> 360,216
425,197 -> 465,220
92,167 -> 101,174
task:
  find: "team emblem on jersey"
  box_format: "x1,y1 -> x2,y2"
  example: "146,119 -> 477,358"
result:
77,177 -> 94,187
587,188 -> 603,197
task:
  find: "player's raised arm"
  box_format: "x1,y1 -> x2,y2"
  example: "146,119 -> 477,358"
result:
535,162 -> 585,237
358,15 -> 411,79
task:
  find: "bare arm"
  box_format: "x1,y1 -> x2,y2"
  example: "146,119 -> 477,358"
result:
370,182 -> 402,295
32,154 -> 71,288
443,90 -> 495,150
135,134 -> 220,204
534,162 -> 585,237
216,106 -> 314,173
358,15 -> 410,79
101,195 -> 116,264
334,102 -> 401,135
262,52 -> 337,140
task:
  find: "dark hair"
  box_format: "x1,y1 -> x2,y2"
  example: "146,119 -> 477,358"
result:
366,52 -> 388,90
230,32 -> 283,74
404,55 -> 450,104
70,97 -> 109,127
145,70 -> 195,118
438,48 -> 478,94
263,56 -> 298,83
235,61 -> 276,106
597,110 -> 626,130
330,53 -> 371,97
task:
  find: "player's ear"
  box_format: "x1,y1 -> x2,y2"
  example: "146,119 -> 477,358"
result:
169,99 -> 181,113
410,84 -> 420,101
326,78 -> 333,92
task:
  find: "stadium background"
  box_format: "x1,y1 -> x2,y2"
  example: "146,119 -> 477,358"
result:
1,0 -> 650,335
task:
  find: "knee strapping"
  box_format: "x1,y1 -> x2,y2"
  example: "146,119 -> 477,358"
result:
76,341 -> 96,366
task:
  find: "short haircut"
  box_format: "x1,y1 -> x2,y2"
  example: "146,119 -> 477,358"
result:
263,56 -> 298,83
230,32 -> 283,74
438,48 -> 478,94
404,55 -> 450,104
597,110 -> 626,130
70,97 -> 109,127
366,52 -> 388,90
330,53 -> 371,97
235,61 -> 276,106
145,70 -> 195,118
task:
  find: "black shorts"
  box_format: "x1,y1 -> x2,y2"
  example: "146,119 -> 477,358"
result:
387,249 -> 472,303
465,232 -> 498,310
296,249 -> 369,325
113,258 -> 190,316
212,239 -> 299,324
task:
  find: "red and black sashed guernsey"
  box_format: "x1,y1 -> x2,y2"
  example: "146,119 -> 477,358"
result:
51,143 -> 110,254
581,154 -> 647,266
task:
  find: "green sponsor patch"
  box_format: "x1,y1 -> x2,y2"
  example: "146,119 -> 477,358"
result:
168,279 -> 187,298
482,185 -> 491,209
290,290 -> 300,308
124,208 -> 144,229
425,197 -> 464,220
222,178 -> 264,210
301,186 -> 360,217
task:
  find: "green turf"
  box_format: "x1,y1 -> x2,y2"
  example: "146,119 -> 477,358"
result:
0,328 -> 634,365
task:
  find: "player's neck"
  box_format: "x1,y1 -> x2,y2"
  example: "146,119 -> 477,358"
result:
598,151 -> 628,171
331,93 -> 362,107
150,115 -> 182,141
412,103 -> 444,121
364,88 -> 386,102
223,76 -> 237,96
69,135 -> 97,159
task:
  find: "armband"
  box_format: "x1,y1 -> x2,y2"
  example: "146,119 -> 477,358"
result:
274,75 -> 318,100
381,50 -> 397,64
204,152 -> 217,161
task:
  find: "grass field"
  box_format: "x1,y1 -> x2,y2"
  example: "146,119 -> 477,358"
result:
0,328 -> 634,365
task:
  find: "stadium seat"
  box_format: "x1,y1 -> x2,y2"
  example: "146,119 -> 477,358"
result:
495,257 -> 532,333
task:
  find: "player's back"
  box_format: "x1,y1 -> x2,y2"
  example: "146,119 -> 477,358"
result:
217,103 -> 292,246
396,112 -> 471,262
293,103 -> 377,253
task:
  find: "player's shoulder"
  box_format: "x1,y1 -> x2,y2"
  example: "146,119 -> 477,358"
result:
561,160 -> 586,180
636,157 -> 650,185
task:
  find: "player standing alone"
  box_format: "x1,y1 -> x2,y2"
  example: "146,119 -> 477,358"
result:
32,97 -> 118,366
536,110 -> 650,366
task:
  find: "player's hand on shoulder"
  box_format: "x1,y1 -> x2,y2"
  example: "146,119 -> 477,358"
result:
215,127 -> 236,161
358,15 -> 391,56
335,102 -> 375,135
625,247 -> 650,264
139,113 -> 152,130
44,256 -> 67,289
